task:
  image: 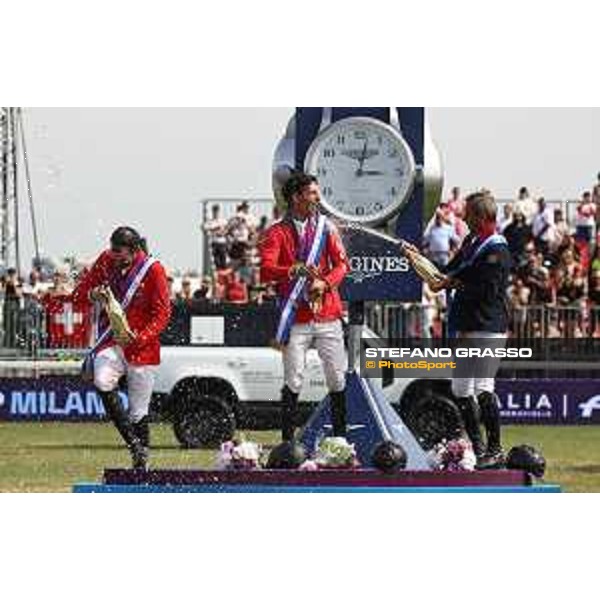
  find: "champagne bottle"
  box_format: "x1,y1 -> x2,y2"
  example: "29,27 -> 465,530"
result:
402,247 -> 445,286
99,286 -> 135,341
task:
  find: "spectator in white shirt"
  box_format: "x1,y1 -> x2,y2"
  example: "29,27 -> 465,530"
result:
514,186 -> 536,225
204,204 -> 229,270
532,197 -> 554,256
497,202 -> 514,233
550,209 -> 569,254
227,201 -> 258,262
575,191 -> 596,244
22,269 -> 45,299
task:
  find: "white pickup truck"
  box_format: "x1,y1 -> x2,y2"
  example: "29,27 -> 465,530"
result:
154,302 -> 460,449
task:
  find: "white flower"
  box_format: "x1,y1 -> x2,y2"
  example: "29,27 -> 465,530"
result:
232,441 -> 261,462
315,437 -> 357,468
214,440 -> 262,470
427,447 -> 444,469
459,448 -> 477,471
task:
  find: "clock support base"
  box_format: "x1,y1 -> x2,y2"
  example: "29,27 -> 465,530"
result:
298,301 -> 432,469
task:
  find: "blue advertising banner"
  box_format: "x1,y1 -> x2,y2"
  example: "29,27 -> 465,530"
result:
340,227 -> 422,302
0,377 -> 127,421
495,380 -> 600,424
1,376 -> 600,425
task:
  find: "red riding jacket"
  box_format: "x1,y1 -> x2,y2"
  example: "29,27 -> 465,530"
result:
72,249 -> 171,365
259,218 -> 349,323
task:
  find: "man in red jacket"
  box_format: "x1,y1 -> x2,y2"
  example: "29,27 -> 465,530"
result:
73,226 -> 171,469
260,172 -> 350,441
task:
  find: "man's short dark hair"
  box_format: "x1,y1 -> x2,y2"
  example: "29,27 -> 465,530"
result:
281,171 -> 318,205
110,226 -> 148,253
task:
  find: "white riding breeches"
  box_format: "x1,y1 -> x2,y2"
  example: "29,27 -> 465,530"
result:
451,331 -> 507,399
283,320 -> 347,394
93,345 -> 157,423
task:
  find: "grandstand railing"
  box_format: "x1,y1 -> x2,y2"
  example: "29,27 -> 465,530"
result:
2,297 -> 600,361
364,302 -> 600,341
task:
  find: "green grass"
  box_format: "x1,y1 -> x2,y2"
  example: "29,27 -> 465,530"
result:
1,423 -> 600,492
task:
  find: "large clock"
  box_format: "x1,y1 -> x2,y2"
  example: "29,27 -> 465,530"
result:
304,116 -> 418,226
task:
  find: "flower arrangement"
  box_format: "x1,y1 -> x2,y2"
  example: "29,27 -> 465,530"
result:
215,439 -> 262,471
428,438 -> 477,472
299,437 -> 359,470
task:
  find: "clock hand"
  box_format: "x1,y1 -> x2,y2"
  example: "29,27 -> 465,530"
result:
360,140 -> 368,163
361,170 -> 384,176
356,140 -> 368,177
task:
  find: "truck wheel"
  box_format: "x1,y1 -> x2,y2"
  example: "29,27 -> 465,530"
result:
173,395 -> 236,449
400,392 -> 463,451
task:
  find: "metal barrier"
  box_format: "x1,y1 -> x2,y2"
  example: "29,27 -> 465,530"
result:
0,296 -> 90,359
0,296 -> 47,356
364,302 -> 600,343
2,297 -> 600,361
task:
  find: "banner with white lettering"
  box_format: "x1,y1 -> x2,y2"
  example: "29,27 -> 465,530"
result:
1,377 -> 600,424
495,380 -> 600,424
340,226 -> 422,302
0,378 -> 127,421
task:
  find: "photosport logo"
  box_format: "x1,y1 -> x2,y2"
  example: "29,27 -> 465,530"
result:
361,343 -> 533,379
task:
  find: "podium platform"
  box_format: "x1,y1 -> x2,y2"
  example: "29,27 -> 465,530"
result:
72,468 -> 561,493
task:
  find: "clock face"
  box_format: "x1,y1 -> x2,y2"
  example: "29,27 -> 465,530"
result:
304,116 -> 416,225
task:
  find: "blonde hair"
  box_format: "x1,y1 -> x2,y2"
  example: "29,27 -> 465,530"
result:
465,190 -> 497,223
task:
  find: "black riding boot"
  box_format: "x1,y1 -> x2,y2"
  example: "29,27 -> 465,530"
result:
478,391 -> 504,467
97,389 -> 147,470
98,389 -> 136,446
455,396 -> 485,459
281,386 -> 299,442
132,415 -> 150,449
329,389 -> 347,438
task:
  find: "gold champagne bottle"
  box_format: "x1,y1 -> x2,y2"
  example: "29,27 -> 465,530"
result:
402,247 -> 445,286
99,286 -> 135,341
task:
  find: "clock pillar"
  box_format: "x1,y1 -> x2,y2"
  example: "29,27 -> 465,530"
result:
294,107 -> 428,303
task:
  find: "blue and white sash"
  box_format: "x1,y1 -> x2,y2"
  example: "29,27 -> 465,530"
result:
447,234 -> 508,278
275,215 -> 328,346
87,255 -> 157,357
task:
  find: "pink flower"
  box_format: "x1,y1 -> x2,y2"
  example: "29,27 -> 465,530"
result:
299,460 -> 319,471
428,438 -> 476,472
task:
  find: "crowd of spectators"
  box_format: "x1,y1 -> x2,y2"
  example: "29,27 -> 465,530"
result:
4,176 -> 600,349
198,201 -> 278,306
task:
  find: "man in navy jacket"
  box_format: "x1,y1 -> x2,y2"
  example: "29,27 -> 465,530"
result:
431,191 -> 511,468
